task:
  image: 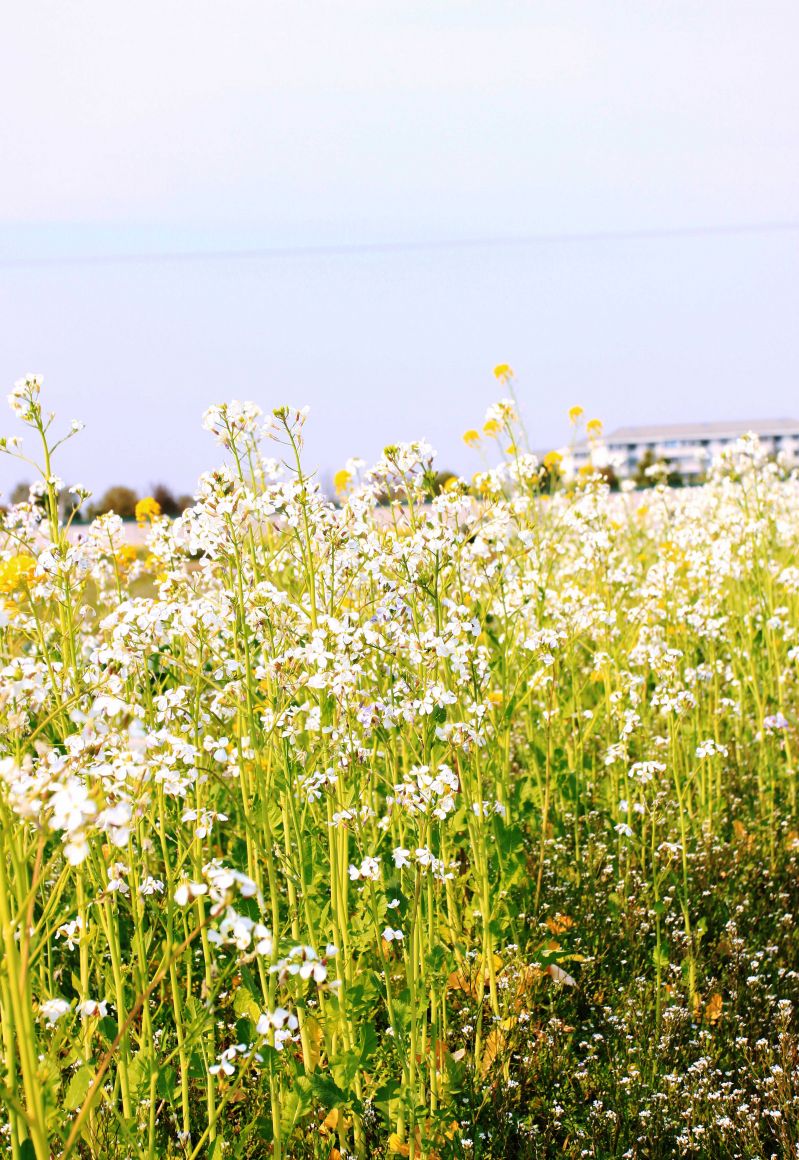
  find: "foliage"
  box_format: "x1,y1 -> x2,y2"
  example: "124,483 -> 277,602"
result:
633,448 -> 685,489
0,376 -> 798,1158
150,482 -> 194,517
88,483 -> 139,520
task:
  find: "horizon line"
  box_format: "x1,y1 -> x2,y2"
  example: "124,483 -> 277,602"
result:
1,218 -> 799,270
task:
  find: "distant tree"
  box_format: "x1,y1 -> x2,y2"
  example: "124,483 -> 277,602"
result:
176,494 -> 195,512
9,479 -> 84,521
593,464 -> 620,491
59,490 -> 79,522
431,470 -> 457,496
633,449 -> 656,489
10,481 -> 32,505
150,483 -> 183,518
9,481 -> 51,514
633,450 -> 683,489
90,485 -> 139,520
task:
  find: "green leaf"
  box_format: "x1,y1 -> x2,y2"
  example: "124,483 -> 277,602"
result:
496,823 -> 525,858
236,1017 -> 256,1044
502,694 -> 519,725
98,1016 -> 118,1043
359,1021 -> 378,1067
126,1053 -> 148,1099
279,1079 -> 314,1136
331,1046 -> 363,1091
310,1071 -> 344,1109
65,1064 -> 93,1110
233,987 -> 261,1022
156,1065 -> 177,1101
373,1077 -> 400,1109
652,945 -> 670,969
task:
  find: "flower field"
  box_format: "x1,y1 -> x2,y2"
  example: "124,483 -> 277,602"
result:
2,374 -> 799,1159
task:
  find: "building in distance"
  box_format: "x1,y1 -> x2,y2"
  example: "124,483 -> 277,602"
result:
572,418 -> 799,482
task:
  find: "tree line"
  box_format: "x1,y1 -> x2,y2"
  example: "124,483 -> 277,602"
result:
5,482 -> 194,520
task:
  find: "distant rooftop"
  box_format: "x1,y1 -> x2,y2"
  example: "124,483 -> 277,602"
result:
604,418 -> 799,444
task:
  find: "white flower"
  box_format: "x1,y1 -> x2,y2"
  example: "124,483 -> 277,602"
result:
348,856 -> 381,882
106,862 -> 130,894
256,1006 -> 299,1050
55,916 -> 84,949
39,997 -> 71,1026
209,1043 -> 250,1077
98,801 -> 132,847
253,924 -> 273,956
78,999 -> 109,1019
174,881 -> 208,907
50,779 -> 97,837
8,374 -> 42,418
139,877 -> 165,896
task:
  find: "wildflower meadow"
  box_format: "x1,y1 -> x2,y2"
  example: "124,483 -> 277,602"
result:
3,371 -> 799,1159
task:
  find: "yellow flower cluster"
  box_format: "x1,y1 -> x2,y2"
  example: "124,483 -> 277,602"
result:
0,554 -> 37,596
135,497 -> 161,526
115,545 -> 139,570
333,469 -> 353,496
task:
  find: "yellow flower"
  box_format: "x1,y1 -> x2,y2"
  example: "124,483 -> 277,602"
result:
115,545 -> 138,569
487,690 -> 503,706
483,419 -> 501,438
462,429 -> 481,448
0,554 -> 37,596
493,364 -> 513,382
568,405 -> 584,425
505,443 -> 517,455
472,472 -> 494,497
442,476 -> 460,493
543,450 -> 563,471
135,497 -> 161,526
333,468 -> 352,496
586,418 -> 603,438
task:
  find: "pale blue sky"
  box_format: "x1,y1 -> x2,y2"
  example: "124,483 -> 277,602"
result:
1,2 -> 798,494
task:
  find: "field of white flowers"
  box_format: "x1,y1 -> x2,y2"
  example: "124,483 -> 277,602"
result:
2,373 -> 799,1159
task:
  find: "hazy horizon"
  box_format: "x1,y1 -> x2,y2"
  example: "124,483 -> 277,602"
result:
1,2 -> 798,495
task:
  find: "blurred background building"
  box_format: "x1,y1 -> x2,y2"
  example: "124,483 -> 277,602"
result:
572,418 -> 799,482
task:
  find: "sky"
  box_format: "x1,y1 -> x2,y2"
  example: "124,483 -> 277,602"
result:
1,1 -> 798,496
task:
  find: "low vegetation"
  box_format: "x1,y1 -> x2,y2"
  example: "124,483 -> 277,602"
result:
0,372 -> 798,1158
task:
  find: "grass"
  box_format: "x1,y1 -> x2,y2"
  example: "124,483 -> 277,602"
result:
0,375 -> 798,1158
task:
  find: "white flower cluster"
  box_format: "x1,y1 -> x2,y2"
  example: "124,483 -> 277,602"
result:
388,763 -> 459,819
